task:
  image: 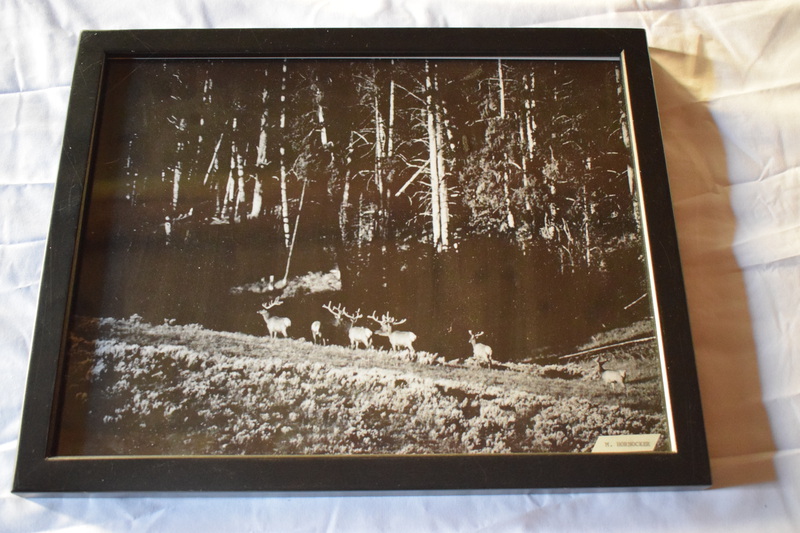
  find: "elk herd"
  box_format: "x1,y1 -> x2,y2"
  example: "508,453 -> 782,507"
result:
255,298 -> 628,390
255,298 -> 492,366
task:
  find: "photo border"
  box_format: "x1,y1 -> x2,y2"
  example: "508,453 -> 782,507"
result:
13,28 -> 710,493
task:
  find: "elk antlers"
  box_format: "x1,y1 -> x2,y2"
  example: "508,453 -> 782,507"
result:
262,297 -> 284,310
368,311 -> 407,332
323,302 -> 363,324
468,330 -> 484,341
342,308 -> 363,324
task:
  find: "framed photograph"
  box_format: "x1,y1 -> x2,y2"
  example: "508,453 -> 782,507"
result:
13,28 -> 710,493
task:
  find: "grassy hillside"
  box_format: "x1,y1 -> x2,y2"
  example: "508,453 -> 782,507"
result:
56,316 -> 671,456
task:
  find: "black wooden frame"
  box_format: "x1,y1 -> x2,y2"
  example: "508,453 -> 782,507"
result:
13,28 -> 710,494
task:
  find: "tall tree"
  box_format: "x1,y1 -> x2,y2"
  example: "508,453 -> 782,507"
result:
425,61 -> 451,252
277,60 -> 292,248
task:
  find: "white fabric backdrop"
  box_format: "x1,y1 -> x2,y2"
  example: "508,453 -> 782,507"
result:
1,1 -> 798,531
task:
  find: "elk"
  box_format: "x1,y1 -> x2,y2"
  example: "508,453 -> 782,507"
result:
593,356 -> 627,392
257,297 -> 291,339
323,302 -> 372,349
590,355 -> 603,379
369,311 -> 417,354
468,330 -> 494,367
311,320 -> 323,345
343,308 -> 373,349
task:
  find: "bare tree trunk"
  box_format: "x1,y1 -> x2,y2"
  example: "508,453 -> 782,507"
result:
374,92 -> 385,197
171,119 -> 187,210
340,172 -> 351,242
372,88 -> 391,238
279,152 -> 291,247
256,94 -> 269,166
502,169 -> 516,230
253,72 -> 270,221
279,61 -> 291,247
582,186 -> 592,267
387,66 -> 395,157
171,160 -> 182,210
497,59 -> 506,119
223,169 -> 234,220
194,72 -> 212,156
425,61 -> 442,250
524,71 -> 536,155
434,95 -> 449,249
233,150 -> 246,223
249,177 -> 263,219
339,132 -> 356,243
496,61 -> 515,232
516,71 -> 537,228
520,71 -> 537,218
213,182 -> 223,219
316,84 -> 329,147
218,118 -> 248,224
203,132 -> 224,186
518,121 -> 533,215
282,176 -> 308,284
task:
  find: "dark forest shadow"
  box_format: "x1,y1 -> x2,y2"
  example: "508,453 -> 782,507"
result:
649,48 -> 776,488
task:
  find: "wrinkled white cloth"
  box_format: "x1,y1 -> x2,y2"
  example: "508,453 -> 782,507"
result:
1,1 -> 798,531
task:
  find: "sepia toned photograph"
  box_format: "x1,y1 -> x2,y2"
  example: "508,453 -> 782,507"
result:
54,55 -> 673,457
